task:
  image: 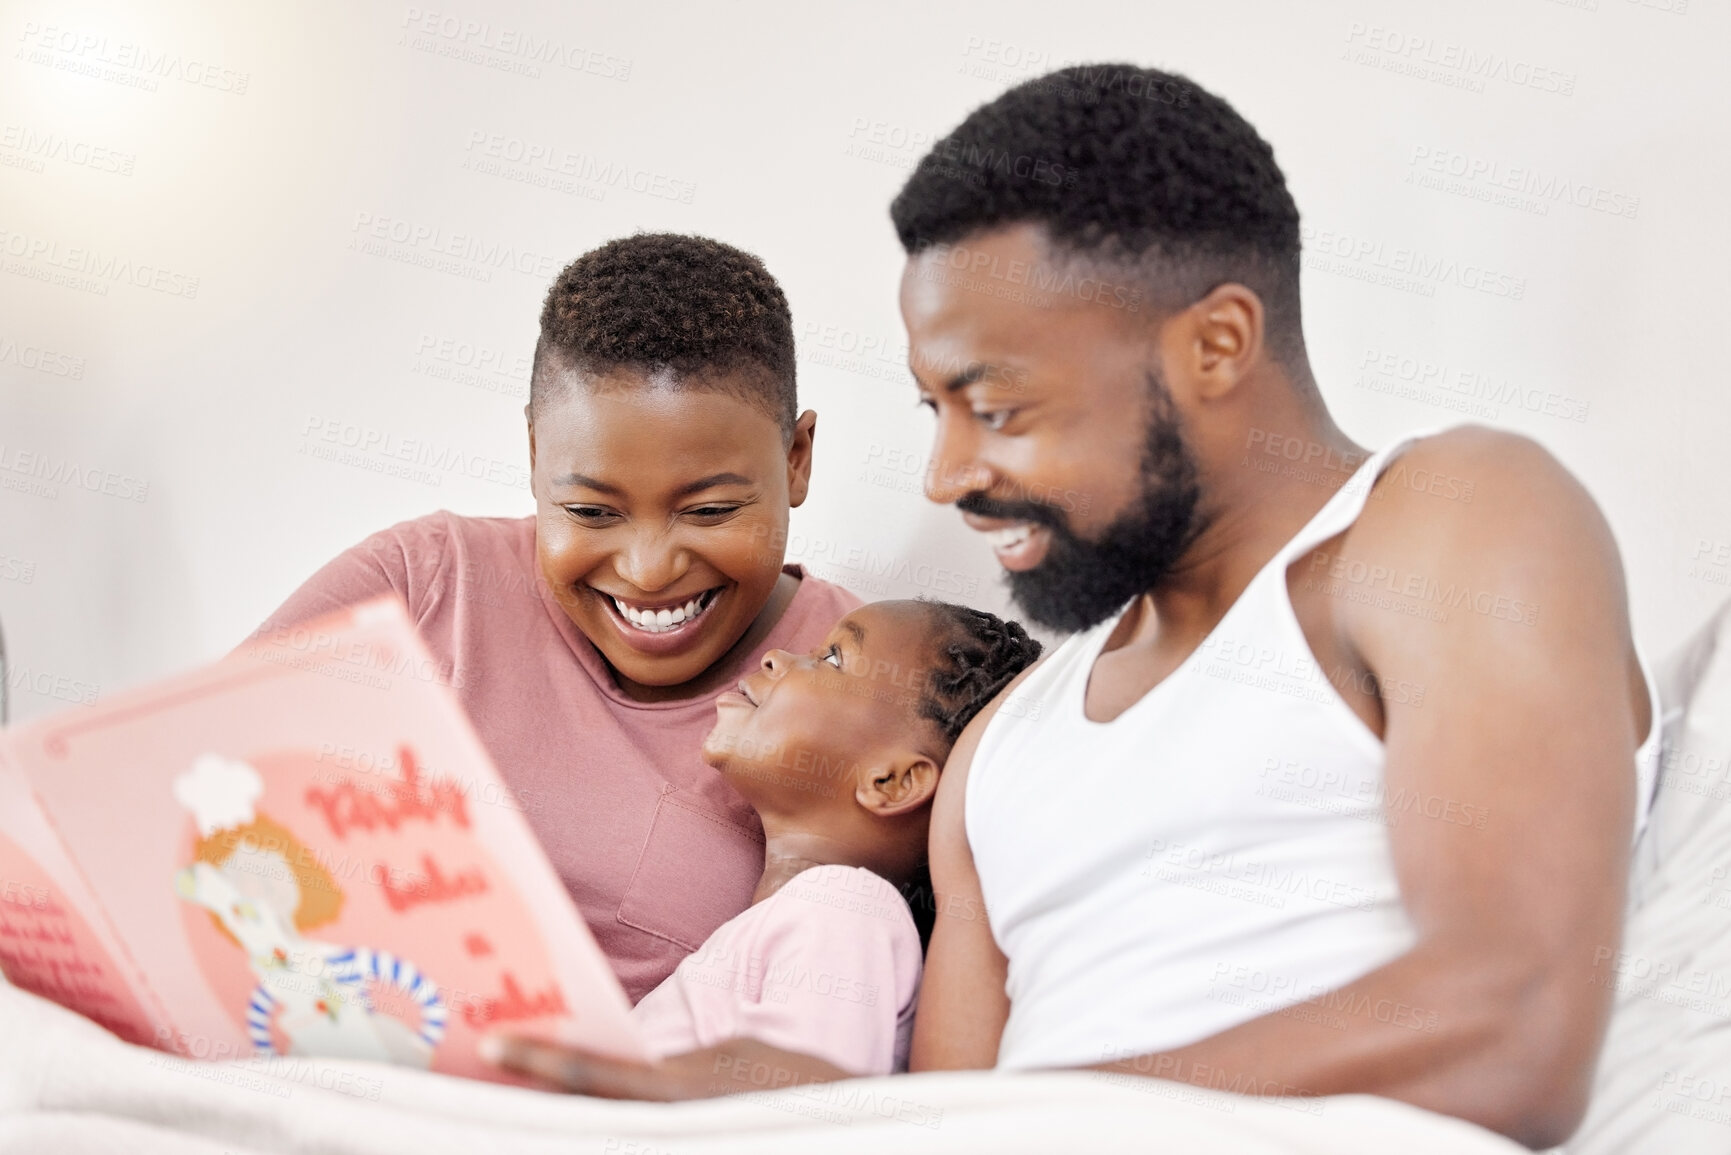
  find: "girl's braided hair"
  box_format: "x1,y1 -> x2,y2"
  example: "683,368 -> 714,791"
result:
916,601 -> 1043,747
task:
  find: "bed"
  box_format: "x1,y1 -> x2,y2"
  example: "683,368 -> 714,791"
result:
1,597 -> 1725,1155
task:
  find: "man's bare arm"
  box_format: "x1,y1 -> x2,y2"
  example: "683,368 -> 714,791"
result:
1092,429 -> 1649,1150
908,661 -> 1037,1070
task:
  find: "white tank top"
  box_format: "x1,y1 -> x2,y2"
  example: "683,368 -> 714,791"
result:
967,430 -> 1662,1071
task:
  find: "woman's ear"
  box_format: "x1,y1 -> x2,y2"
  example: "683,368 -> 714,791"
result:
855,755 -> 938,817
787,409 -> 817,508
525,416 -> 540,501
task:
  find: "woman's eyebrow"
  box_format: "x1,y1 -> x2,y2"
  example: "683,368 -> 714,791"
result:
672,472 -> 754,497
840,620 -> 866,647
552,472 -> 619,493
549,472 -> 753,496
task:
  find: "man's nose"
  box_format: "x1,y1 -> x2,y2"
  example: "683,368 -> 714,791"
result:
923,416 -> 991,505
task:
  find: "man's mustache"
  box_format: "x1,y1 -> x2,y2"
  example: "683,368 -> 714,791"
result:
954,490 -> 1068,531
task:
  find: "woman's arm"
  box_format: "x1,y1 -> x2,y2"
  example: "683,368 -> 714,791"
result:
246,515 -> 445,643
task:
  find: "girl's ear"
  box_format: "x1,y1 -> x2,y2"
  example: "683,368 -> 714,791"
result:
855,754 -> 939,817
787,409 -> 817,508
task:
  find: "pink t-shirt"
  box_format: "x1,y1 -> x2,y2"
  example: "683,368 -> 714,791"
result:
255,511 -> 861,1002
631,865 -> 923,1076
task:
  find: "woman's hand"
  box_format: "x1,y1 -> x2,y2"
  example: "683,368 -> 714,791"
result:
481,1034 -> 851,1100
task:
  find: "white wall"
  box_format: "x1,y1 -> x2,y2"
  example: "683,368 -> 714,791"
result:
2,0 -> 1725,723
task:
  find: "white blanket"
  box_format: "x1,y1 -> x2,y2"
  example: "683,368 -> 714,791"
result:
0,980 -> 1521,1155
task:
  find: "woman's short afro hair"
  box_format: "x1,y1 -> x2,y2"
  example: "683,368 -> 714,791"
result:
532,233 -> 798,438
889,64 -> 1305,363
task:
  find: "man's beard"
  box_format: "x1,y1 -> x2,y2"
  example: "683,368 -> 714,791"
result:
956,372 -> 1206,634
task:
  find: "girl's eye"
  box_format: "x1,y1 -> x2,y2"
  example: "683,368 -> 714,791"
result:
823,645 -> 844,669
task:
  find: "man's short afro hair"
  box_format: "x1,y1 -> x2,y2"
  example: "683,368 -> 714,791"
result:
890,64 -> 1305,363
532,233 -> 798,437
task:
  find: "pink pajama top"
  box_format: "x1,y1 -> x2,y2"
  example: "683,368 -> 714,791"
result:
631,865 -> 923,1075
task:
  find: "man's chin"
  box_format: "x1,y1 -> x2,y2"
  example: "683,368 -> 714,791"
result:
1004,565 -> 1141,635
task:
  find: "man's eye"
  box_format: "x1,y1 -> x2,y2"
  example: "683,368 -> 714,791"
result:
976,408 -> 1015,431
685,505 -> 742,521
564,506 -> 616,523
916,395 -> 937,414
823,645 -> 844,668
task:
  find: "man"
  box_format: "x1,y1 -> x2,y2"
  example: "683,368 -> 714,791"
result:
493,66 -> 1658,1151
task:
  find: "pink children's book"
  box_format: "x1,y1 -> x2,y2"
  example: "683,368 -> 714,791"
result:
0,596 -> 647,1081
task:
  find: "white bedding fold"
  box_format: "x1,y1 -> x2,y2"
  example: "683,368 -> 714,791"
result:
0,981 -> 1524,1154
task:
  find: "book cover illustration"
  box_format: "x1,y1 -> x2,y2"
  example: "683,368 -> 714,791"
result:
0,597 -> 646,1079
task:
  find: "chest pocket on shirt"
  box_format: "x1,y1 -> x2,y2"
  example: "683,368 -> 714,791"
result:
616,790 -> 764,951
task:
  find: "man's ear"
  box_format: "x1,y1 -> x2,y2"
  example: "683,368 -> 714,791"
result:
855,755 -> 939,817
787,409 -> 817,508
1165,282 -> 1265,403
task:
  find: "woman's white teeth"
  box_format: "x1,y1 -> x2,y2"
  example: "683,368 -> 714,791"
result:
987,525 -> 1034,550
611,592 -> 713,633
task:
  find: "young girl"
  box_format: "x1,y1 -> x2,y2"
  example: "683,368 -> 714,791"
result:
258,234 -> 860,1004
629,599 -> 1041,1076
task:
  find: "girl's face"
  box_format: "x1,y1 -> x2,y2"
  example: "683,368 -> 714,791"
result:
702,602 -> 939,806
531,370 -> 814,696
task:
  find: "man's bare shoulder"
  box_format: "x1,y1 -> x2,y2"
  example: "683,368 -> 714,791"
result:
934,655 -> 1048,808
1351,424 -> 1616,565
1328,424 -> 1636,683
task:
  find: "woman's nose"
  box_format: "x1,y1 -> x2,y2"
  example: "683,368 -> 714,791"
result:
761,648 -> 794,676
614,532 -> 688,593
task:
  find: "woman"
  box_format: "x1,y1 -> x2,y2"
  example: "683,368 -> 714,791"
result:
258,234 -> 858,1002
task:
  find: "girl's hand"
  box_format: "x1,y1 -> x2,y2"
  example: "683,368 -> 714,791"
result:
481,1034 -> 850,1100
